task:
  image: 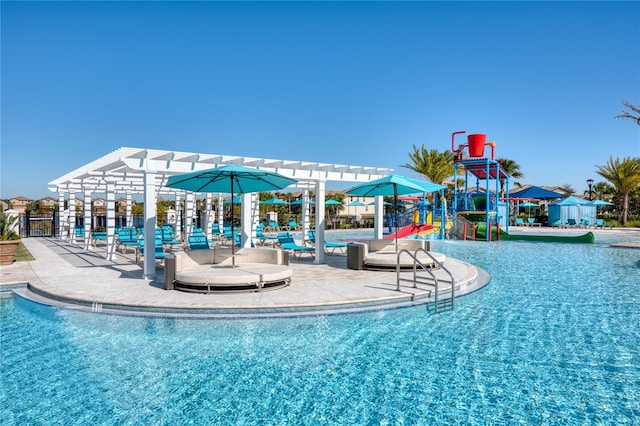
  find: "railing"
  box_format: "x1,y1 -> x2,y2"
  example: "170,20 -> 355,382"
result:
395,248 -> 456,313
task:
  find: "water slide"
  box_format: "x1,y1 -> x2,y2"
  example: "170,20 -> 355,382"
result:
384,223 -> 434,240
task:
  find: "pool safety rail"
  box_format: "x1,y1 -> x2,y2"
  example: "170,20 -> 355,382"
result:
396,248 -> 455,313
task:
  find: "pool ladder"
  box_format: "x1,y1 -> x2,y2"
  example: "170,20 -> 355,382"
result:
396,248 -> 455,313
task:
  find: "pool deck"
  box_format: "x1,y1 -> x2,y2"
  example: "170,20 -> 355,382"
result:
0,237 -> 487,318
2,227 -> 638,318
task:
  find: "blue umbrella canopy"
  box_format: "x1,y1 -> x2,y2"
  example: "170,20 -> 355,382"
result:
347,201 -> 366,207
262,197 -> 288,205
166,165 -> 296,266
592,199 -> 613,206
519,201 -> 539,208
166,164 -> 297,194
223,196 -> 242,204
325,199 -> 343,206
510,186 -> 564,200
346,174 -> 445,247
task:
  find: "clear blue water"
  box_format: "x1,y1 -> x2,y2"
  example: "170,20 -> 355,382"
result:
2,232 -> 640,425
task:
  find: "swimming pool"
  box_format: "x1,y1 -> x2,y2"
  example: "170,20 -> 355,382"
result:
2,232 -> 639,424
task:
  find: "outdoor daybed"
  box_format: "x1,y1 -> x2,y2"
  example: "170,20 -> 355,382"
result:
347,239 -> 446,271
170,247 -> 292,293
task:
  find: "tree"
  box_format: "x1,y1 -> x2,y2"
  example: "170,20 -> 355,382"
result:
402,145 -> 454,184
616,101 -> 640,125
596,156 -> 640,225
496,157 -> 524,196
559,184 -> 575,196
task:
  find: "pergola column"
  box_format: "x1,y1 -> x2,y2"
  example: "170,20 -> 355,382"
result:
217,194 -> 224,233
58,192 -> 66,240
373,196 -> 384,239
240,193 -> 252,248
204,193 -> 213,242
126,191 -> 133,227
142,171 -> 157,280
105,179 -> 117,261
314,181 -> 326,264
184,192 -> 195,237
68,190 -> 76,244
174,192 -> 182,238
83,189 -> 93,251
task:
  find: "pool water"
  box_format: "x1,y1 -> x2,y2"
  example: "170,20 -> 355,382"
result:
2,233 -> 640,424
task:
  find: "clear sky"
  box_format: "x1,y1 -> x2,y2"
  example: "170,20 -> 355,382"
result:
2,1 -> 639,200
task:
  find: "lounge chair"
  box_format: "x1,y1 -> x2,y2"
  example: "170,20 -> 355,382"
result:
159,225 -> 183,249
580,218 -> 592,229
567,219 -> 578,228
527,218 -> 541,227
136,237 -> 166,264
515,218 -> 526,226
188,234 -> 210,250
116,226 -> 139,254
264,220 -> 280,233
551,219 -> 564,228
596,218 -> 606,229
256,226 -> 278,246
307,230 -> 347,255
286,220 -> 300,231
276,232 -> 315,259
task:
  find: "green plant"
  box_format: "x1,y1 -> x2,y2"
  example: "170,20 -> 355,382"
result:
0,211 -> 21,241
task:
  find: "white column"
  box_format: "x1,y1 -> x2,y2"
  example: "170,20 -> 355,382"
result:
251,192 -> 259,243
58,192 -> 66,240
68,191 -> 76,244
83,190 -> 93,251
205,193 -> 213,242
105,180 -> 117,261
314,181 -> 326,264
301,190 -> 311,240
184,192 -> 195,237
143,171 -> 157,280
374,195 -> 384,239
217,194 -> 224,232
126,191 -> 133,227
240,193 -> 252,248
174,193 -> 182,238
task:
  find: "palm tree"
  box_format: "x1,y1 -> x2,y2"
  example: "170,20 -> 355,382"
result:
596,156 -> 640,225
616,101 -> 640,125
402,145 -> 454,184
496,157 -> 524,197
592,181 -> 614,200
559,184 -> 575,196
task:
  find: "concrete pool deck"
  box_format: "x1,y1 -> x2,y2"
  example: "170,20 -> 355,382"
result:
1,236 -> 487,318
2,227 -> 638,318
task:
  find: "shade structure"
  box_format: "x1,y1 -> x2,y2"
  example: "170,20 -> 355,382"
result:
346,174 -> 446,248
510,186 -> 564,200
592,199 -> 613,206
262,197 -> 287,205
367,201 -> 391,206
166,165 -> 297,266
325,199 -> 342,206
347,201 -> 366,207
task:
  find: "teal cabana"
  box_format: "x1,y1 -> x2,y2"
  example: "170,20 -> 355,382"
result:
548,196 -> 596,226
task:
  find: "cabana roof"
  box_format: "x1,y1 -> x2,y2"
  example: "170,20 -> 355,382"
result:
49,147 -> 394,194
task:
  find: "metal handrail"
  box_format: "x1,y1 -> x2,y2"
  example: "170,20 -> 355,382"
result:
395,248 -> 456,312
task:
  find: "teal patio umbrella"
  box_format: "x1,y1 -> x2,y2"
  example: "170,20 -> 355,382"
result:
347,200 -> 366,207
262,197 -> 287,205
325,199 -> 342,206
346,174 -> 445,247
520,201 -> 538,218
166,165 -> 297,266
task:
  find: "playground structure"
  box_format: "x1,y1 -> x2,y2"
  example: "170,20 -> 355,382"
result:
449,130 -> 594,243
451,131 -> 510,241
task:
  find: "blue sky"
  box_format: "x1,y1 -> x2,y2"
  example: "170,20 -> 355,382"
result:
2,1 -> 639,200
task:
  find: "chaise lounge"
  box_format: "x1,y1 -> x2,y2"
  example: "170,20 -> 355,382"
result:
347,239 -> 446,271
169,247 -> 292,293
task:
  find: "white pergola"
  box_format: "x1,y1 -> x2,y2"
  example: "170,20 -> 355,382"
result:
49,147 -> 393,279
